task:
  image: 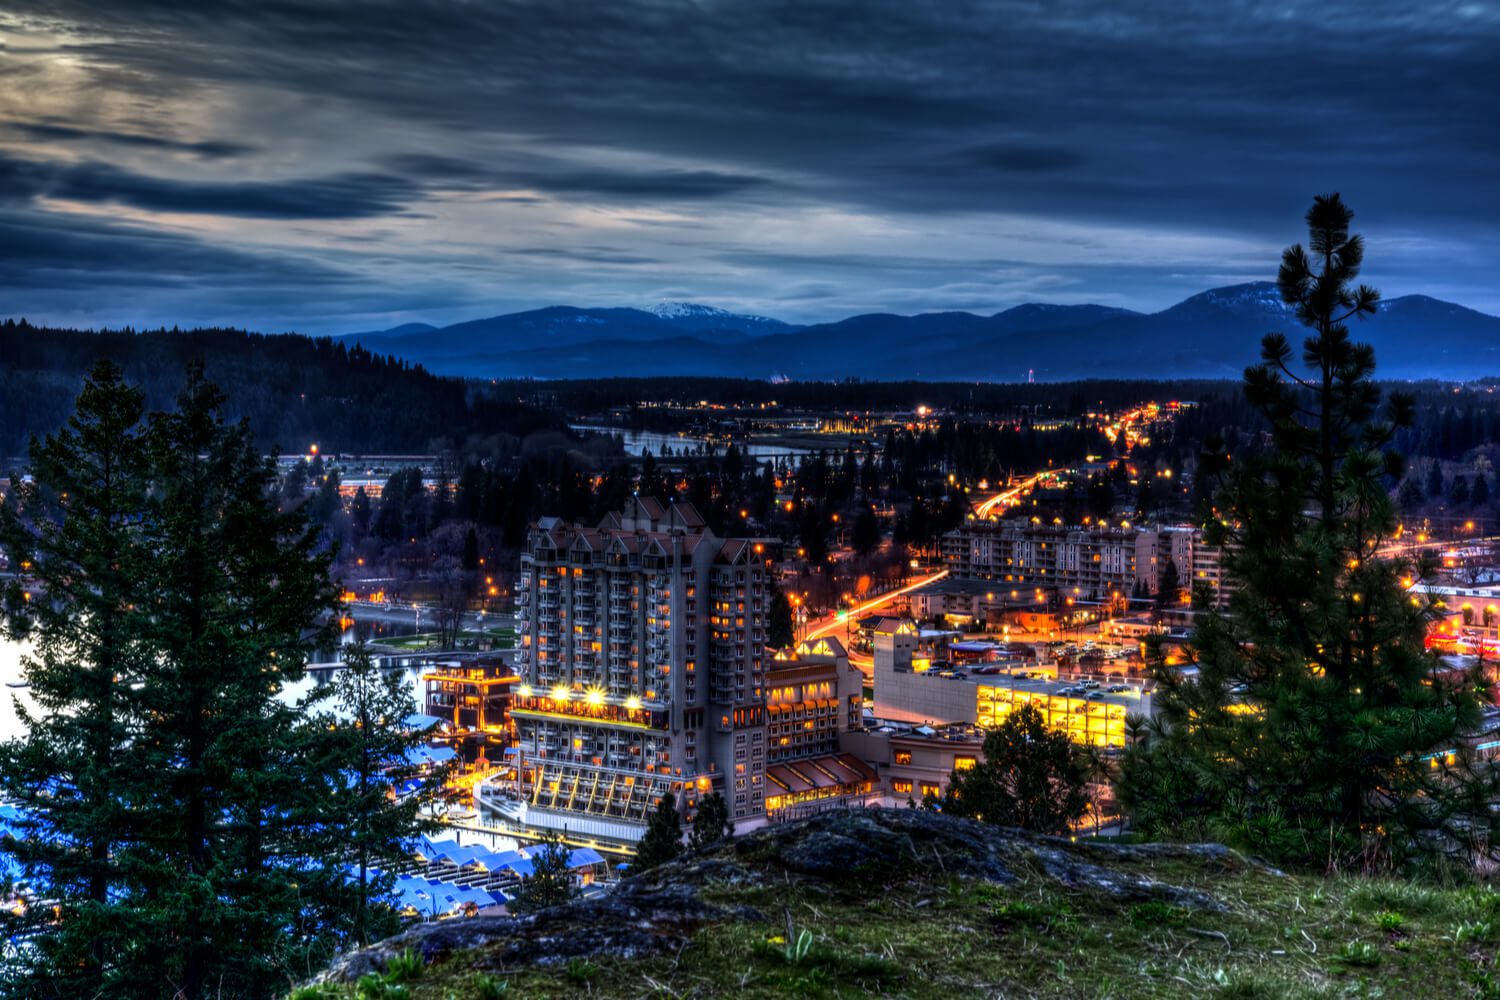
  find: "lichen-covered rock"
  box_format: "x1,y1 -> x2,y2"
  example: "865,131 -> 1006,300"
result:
318,876 -> 760,983
316,808 -> 1273,984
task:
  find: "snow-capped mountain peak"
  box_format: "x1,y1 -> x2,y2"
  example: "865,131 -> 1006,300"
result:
649,302 -> 733,319
648,302 -> 780,325
1189,282 -> 1292,312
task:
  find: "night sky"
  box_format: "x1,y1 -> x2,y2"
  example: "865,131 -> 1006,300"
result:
2,1 -> 1496,334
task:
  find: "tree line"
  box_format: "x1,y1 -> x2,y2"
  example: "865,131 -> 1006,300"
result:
0,320 -> 562,458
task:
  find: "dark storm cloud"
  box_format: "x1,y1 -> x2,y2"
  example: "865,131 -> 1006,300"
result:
1,0 -> 1497,326
947,144 -> 1087,175
382,153 -> 771,201
506,247 -> 661,266
0,204 -> 349,287
0,152 -> 418,218
16,0 -> 1492,223
11,121 -> 255,158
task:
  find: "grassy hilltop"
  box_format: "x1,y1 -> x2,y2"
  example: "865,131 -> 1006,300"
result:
294,809 -> 1500,999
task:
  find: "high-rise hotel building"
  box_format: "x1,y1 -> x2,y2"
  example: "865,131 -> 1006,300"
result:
511,497 -> 775,843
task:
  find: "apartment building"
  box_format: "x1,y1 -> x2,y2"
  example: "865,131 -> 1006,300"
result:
940,518 -> 1136,599
942,518 -> 1226,607
509,496 -> 777,843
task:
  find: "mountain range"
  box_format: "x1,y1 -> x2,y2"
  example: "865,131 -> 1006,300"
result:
339,286 -> 1500,381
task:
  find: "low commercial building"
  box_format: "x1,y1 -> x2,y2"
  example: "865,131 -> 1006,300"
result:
872,624 -> 1152,748
840,722 -> 987,803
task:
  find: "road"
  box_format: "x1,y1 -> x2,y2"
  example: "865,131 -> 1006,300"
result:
1378,534 -> 1500,559
343,600 -> 517,634
974,472 -> 1047,518
802,568 -> 950,673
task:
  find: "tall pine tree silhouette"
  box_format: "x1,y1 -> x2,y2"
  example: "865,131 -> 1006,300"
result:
1120,195 -> 1500,872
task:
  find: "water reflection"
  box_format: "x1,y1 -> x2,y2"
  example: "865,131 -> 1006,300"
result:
0,636 -> 35,743
0,615 -> 428,741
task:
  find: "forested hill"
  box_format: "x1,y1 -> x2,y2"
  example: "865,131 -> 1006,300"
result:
0,320 -> 562,457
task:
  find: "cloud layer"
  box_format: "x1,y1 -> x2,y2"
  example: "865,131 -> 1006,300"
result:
1,1 -> 1496,333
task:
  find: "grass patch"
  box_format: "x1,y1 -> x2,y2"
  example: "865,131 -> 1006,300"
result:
289,857 -> 1500,999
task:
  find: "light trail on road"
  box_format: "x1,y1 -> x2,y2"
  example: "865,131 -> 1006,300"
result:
974,472 -> 1045,518
803,568 -> 951,646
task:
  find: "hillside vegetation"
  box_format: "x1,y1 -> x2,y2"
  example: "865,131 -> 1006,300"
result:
0,320 -> 559,456
295,809 -> 1500,999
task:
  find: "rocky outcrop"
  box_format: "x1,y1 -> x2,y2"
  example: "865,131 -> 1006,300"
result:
318,808 -> 1275,983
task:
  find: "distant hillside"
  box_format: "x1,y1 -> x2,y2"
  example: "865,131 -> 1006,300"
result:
344,303 -> 800,360
343,285 -> 1500,381
0,320 -> 560,457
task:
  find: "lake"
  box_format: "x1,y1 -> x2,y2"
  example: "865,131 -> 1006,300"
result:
0,619 -> 430,743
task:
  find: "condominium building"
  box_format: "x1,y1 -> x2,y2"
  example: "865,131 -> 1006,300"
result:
942,518 -> 1226,607
507,497 -> 776,843
940,518 -> 1137,599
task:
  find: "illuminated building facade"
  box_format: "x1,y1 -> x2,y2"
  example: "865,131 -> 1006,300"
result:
512,497 -> 777,842
422,653 -> 520,752
762,636 -> 877,818
872,623 -> 1152,749
841,723 -> 987,802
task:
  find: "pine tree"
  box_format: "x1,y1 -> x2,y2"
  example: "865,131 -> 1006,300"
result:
462,525 -> 480,572
129,366 -> 340,995
941,704 -> 1092,834
0,360 -> 150,996
509,831 -> 580,914
1450,474 -> 1471,506
1154,558 -> 1180,617
767,587 -> 796,649
351,486 -> 372,538
1426,461 -> 1445,502
632,796 -> 683,873
1396,476 -> 1424,511
1119,195 -> 1500,871
307,640 -> 441,947
687,791 -> 734,851
1474,472 -> 1492,508
1086,475 -> 1115,521
1,364 -> 414,997
851,505 -> 880,557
